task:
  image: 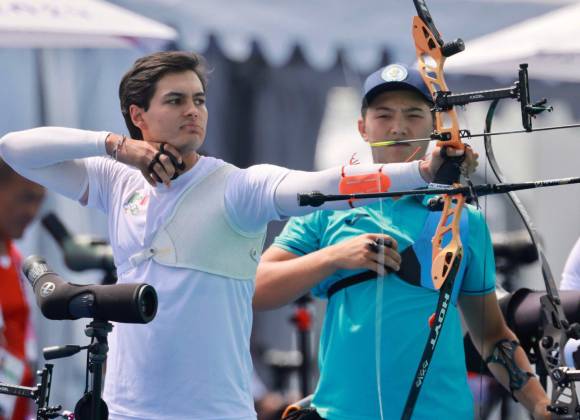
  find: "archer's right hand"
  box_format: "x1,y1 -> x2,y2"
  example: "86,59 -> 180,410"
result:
325,233 -> 401,273
106,134 -> 184,187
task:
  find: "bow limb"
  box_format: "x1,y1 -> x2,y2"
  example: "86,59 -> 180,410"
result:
412,15 -> 463,151
484,100 -> 578,417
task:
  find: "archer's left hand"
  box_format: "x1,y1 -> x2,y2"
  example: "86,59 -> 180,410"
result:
531,400 -> 551,420
458,145 -> 479,176
420,145 -> 479,182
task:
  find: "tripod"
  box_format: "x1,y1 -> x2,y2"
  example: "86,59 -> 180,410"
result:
42,319 -> 113,419
73,320 -> 112,420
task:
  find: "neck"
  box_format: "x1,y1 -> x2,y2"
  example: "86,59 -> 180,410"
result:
181,150 -> 200,172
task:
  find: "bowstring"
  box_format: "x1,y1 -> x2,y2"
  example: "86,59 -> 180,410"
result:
373,147 -> 422,420
338,50 -> 388,420
462,104 -> 488,420
374,168 -> 387,420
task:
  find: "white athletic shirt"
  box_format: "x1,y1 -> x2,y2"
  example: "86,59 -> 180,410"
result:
561,238 -> 580,291
561,238 -> 580,368
86,155 -> 287,420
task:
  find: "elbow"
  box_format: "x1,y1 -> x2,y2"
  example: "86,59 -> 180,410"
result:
253,283 -> 279,311
252,285 -> 277,311
0,130 -> 33,168
253,269 -> 283,311
252,293 -> 270,311
0,131 -> 17,163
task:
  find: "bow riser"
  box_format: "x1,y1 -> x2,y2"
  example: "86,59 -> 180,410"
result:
412,16 -> 464,151
431,194 -> 465,289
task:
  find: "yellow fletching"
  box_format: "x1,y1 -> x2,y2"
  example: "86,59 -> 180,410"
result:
369,140 -> 396,147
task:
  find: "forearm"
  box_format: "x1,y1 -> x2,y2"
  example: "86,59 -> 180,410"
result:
483,330 -> 549,416
0,127 -> 109,167
254,248 -> 336,310
0,127 -> 111,200
274,161 -> 426,217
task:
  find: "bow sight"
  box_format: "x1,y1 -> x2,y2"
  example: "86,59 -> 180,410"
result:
431,64 -> 552,137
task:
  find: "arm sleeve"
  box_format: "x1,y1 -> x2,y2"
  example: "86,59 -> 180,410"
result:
561,238 -> 580,291
0,127 -> 109,201
461,208 -> 496,296
226,161 -> 425,234
225,164 -> 291,233
274,160 -> 425,217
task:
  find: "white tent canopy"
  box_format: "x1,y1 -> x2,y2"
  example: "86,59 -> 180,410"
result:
112,0 -> 564,70
446,2 -> 580,82
0,0 -> 177,49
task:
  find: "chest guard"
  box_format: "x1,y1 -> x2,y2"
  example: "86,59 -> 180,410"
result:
117,164 -> 266,281
326,199 -> 470,304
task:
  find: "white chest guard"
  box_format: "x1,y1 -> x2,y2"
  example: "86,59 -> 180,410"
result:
117,164 -> 266,281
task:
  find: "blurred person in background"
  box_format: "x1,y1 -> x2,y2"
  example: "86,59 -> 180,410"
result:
0,158 -> 45,420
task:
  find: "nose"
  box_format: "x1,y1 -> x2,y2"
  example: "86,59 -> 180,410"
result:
184,99 -> 199,118
388,114 -> 408,136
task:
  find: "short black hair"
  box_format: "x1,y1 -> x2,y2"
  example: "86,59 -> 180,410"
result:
0,158 -> 18,185
119,51 -> 208,139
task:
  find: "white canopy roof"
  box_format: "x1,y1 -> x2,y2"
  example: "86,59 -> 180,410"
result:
0,0 -> 177,49
446,2 -> 580,82
111,0 -> 566,70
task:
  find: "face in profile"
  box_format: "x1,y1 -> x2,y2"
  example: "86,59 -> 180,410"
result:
358,89 -> 433,164
0,175 -> 45,240
130,70 -> 208,155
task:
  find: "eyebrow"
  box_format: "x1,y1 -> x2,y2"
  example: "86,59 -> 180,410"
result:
163,91 -> 206,99
373,106 -> 426,113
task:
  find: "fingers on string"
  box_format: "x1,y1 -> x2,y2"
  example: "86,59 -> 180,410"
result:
366,236 -> 401,272
148,143 -> 188,184
159,143 -> 186,179
147,152 -> 172,186
367,235 -> 398,251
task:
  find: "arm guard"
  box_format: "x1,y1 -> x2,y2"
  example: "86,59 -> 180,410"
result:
485,339 -> 534,400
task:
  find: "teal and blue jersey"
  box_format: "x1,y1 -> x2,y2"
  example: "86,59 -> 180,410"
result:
273,196 -> 496,420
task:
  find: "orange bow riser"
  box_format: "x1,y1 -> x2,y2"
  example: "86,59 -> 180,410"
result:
412,0 -> 467,291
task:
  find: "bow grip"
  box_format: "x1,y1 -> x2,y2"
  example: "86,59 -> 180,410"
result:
432,147 -> 464,185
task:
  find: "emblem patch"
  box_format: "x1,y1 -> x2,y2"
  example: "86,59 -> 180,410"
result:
123,190 -> 149,216
381,64 -> 408,82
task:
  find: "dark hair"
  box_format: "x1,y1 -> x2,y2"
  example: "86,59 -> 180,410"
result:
119,51 -> 208,139
0,158 -> 18,185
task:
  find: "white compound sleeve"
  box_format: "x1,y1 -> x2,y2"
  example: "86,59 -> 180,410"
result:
274,160 -> 425,217
0,127 -> 109,201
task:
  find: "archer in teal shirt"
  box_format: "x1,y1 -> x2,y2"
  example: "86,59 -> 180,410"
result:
273,196 -> 494,419
255,63 -> 550,419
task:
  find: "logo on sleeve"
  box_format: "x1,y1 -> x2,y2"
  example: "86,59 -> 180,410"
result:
344,213 -> 370,226
123,190 -> 149,216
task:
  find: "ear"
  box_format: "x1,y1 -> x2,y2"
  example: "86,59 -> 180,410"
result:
358,117 -> 369,143
129,104 -> 147,131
